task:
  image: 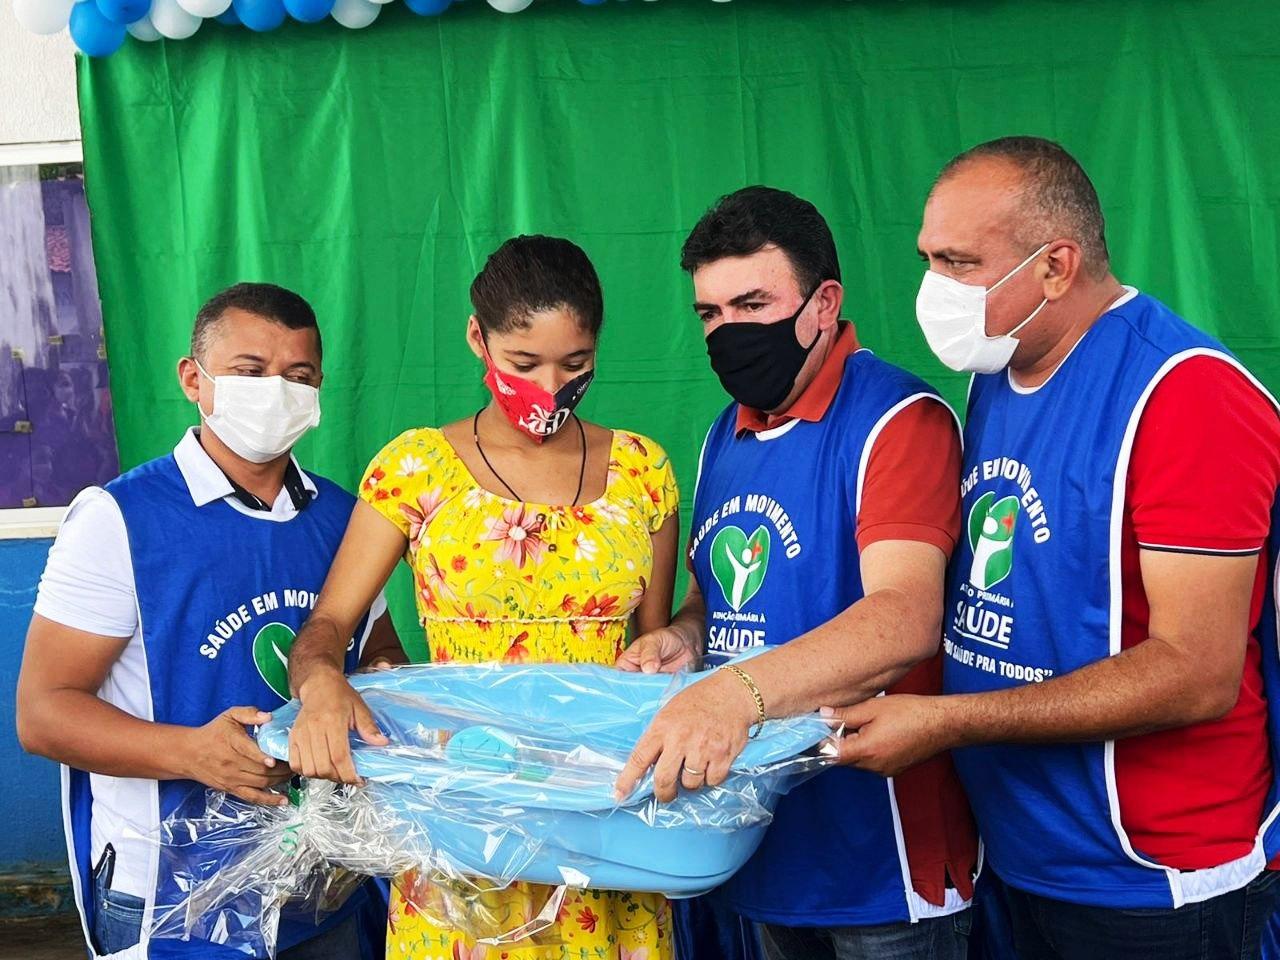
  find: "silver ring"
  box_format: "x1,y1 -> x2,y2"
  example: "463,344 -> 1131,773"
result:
682,765 -> 705,777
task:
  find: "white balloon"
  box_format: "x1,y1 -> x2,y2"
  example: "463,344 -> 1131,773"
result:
127,17 -> 164,40
486,0 -> 532,11
331,0 -> 380,27
12,0 -> 76,35
176,0 -> 232,15
150,0 -> 203,38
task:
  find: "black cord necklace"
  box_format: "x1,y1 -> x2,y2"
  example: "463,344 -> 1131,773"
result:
472,408 -> 587,505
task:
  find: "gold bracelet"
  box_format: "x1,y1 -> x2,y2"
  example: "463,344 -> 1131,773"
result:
722,663 -> 767,739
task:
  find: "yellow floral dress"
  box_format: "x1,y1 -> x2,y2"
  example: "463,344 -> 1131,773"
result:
360,426 -> 679,960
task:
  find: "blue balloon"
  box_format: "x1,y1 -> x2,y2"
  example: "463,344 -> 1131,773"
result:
405,0 -> 452,14
215,8 -> 241,24
283,0 -> 333,22
233,0 -> 287,31
97,0 -> 151,24
70,2 -> 127,56
578,0 -> 607,5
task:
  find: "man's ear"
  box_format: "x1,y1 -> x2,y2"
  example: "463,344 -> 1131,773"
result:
1042,240 -> 1083,301
177,356 -> 201,404
815,279 -> 844,330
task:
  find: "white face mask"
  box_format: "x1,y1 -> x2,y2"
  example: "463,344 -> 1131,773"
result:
195,360 -> 321,464
915,242 -> 1051,374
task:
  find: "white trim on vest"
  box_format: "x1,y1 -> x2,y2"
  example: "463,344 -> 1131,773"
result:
752,418 -> 802,442
882,773 -> 920,922
883,768 -> 973,922
1260,557 -> 1280,866
859,392 -> 968,921
62,513 -> 163,958
136,591 -> 160,957
60,765 -> 92,953
92,944 -> 149,959
910,886 -> 972,920
62,765 -> 158,960
691,422 -> 716,514
854,393 -> 960,515
751,348 -> 876,444
132,537 -> 161,955
1008,286 -> 1141,396
1106,347 -> 1280,907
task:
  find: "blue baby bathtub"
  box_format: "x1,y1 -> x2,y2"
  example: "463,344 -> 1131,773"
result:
257,663 -> 831,897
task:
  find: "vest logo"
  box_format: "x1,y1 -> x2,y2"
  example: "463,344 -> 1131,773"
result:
710,525 -> 770,612
252,622 -> 297,701
968,492 -> 1019,590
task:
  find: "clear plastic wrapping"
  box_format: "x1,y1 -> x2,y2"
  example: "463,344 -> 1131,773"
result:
148,661 -> 835,956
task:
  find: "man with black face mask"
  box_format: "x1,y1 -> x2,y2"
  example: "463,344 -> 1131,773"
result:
616,187 -> 977,960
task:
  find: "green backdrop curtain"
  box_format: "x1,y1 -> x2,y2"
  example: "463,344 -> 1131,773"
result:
78,0 -> 1280,657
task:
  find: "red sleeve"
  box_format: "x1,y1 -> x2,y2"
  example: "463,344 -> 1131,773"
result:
856,398 -> 963,556
1128,356 -> 1280,554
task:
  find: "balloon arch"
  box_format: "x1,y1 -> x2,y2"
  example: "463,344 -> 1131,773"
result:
12,0 -> 691,58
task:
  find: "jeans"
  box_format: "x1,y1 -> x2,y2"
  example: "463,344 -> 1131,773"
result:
674,892 -> 766,960
277,914 -> 362,960
92,882 -> 145,955
760,910 -> 971,960
994,868 -> 1280,960
90,873 -> 361,959
969,869 -> 1019,960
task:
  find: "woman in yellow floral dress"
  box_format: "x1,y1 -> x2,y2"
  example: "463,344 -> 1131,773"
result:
286,236 -> 679,960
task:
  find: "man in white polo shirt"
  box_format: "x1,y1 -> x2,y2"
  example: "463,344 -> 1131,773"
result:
16,283 -> 401,960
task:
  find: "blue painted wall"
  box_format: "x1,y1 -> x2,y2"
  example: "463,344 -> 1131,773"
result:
2,538 -> 66,868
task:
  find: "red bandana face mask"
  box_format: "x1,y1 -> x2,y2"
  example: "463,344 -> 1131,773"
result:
481,344 -> 595,443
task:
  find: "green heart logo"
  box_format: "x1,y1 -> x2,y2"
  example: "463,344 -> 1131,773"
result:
710,525 -> 771,612
253,622 -> 297,701
967,492 -> 1020,590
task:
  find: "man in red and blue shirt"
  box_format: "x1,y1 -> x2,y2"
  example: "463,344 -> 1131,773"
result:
832,136 -> 1280,960
618,187 -> 978,959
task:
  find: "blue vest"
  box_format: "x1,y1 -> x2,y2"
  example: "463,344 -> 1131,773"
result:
691,349 -> 957,925
65,453 -> 370,958
944,292 -> 1280,909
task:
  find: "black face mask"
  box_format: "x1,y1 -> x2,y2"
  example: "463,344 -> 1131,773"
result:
705,286 -> 821,411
